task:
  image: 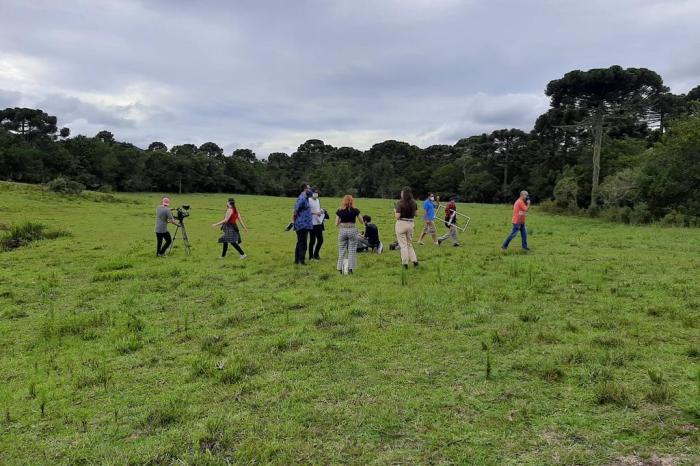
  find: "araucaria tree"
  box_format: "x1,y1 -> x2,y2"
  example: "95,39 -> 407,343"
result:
545,66 -> 666,208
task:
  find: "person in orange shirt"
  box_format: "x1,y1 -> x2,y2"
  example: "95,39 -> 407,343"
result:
502,190 -> 530,251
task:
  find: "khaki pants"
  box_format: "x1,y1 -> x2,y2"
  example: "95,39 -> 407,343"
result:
395,220 -> 417,265
438,224 -> 459,245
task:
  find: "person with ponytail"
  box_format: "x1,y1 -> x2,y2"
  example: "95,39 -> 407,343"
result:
394,187 -> 419,269
212,197 -> 248,259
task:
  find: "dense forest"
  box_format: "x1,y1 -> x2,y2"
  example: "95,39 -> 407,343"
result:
1,66 -> 699,225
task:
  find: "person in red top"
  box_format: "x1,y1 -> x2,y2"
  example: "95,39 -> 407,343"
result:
212,198 -> 249,259
437,197 -> 459,247
502,190 -> 530,251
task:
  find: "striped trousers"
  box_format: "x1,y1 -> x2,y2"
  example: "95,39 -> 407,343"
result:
337,226 -> 358,272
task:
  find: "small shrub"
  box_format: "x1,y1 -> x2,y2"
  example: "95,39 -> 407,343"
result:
45,177 -> 85,195
600,206 -> 631,224
660,210 -> 698,227
628,202 -> 652,225
0,222 -> 71,251
553,176 -> 580,210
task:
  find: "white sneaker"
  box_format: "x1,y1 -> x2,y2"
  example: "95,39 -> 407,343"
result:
239,254 -> 247,260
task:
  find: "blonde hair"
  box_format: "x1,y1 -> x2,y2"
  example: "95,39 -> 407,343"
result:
339,194 -> 355,210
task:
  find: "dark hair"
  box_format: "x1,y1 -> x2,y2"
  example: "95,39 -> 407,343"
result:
313,186 -> 320,192
400,187 -> 414,203
227,197 -> 235,206
397,187 -> 417,218
362,215 -> 371,222
301,183 -> 309,192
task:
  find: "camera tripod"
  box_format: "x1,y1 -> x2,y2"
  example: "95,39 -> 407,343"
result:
167,221 -> 191,255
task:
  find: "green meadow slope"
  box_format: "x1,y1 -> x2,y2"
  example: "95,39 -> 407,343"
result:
0,182 -> 698,465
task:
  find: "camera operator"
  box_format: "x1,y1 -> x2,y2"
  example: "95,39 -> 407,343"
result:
155,197 -> 180,257
501,190 -> 531,252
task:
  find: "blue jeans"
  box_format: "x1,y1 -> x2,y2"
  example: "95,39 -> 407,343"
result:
502,223 -> 528,250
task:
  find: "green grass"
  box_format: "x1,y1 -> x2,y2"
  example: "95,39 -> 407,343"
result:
0,181 -> 698,464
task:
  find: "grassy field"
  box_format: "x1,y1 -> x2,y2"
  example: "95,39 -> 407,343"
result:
0,181 -> 698,465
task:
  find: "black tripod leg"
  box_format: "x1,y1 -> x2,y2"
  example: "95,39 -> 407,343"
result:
180,225 -> 191,255
168,226 -> 179,256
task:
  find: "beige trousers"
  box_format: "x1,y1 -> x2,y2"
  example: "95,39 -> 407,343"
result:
395,220 -> 417,265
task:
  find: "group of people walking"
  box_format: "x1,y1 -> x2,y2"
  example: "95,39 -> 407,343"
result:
154,186 -> 531,268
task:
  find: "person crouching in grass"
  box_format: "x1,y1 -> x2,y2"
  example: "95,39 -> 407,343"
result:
212,197 -> 248,259
335,194 -> 364,274
357,215 -> 382,253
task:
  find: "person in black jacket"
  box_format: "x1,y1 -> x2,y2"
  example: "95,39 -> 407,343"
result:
357,215 -> 383,253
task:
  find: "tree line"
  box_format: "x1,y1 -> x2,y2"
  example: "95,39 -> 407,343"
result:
1,66 -> 699,225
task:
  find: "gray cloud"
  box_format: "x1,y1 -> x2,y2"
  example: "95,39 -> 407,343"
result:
1,0 -> 699,156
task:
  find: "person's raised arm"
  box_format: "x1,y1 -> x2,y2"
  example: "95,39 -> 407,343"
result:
335,215 -> 341,227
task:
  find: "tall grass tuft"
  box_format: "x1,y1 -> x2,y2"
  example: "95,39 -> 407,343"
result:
646,369 -> 673,404
595,379 -> 634,408
0,221 -> 71,251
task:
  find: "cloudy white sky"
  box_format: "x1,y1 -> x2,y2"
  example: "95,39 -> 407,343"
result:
1,0 -> 699,156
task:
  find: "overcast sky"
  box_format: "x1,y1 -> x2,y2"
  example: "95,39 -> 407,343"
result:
1,0 -> 699,156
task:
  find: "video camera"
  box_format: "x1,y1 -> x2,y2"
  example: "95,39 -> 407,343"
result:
172,204 -> 191,222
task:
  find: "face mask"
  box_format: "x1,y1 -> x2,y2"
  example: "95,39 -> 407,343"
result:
429,196 -> 434,201
312,193 -> 319,199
